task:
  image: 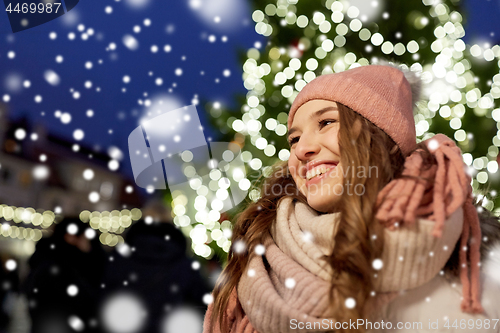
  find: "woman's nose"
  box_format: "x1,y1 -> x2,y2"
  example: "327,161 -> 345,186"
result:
294,133 -> 320,161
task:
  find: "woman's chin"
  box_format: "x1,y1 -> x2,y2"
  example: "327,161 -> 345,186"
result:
306,197 -> 339,214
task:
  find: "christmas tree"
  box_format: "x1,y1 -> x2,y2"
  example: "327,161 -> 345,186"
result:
178,0 -> 500,257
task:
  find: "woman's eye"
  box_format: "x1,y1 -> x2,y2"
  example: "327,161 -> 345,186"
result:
289,136 -> 299,146
319,119 -> 336,128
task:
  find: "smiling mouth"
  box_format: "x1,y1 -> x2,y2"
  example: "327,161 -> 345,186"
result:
305,164 -> 337,181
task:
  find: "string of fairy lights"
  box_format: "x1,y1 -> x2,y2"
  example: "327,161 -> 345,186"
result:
0,204 -> 142,247
0,196 -> 235,256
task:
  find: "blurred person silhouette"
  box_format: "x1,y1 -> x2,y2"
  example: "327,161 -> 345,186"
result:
140,197 -> 172,224
23,217 -> 106,333
100,198 -> 209,333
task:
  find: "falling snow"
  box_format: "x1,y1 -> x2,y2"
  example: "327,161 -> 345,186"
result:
44,70 -> 61,86
285,278 -> 296,289
85,228 -> 96,239
60,112 -> 72,124
68,316 -> 85,331
5,259 -> 17,271
161,307 -> 203,333
345,297 -> 356,309
14,128 -> 26,140
202,294 -> 213,305
254,244 -> 265,256
117,243 -> 132,257
67,284 -> 79,296
83,168 -> 94,180
73,129 -> 85,141
101,293 -> 147,333
372,258 -> 383,270
123,34 -> 139,50
233,240 -> 246,254
89,191 -> 100,203
108,160 -> 120,171
67,223 -> 78,235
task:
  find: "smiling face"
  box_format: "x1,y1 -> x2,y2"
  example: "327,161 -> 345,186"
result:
288,99 -> 345,213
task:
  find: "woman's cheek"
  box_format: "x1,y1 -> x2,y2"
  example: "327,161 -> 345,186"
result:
288,160 -> 299,182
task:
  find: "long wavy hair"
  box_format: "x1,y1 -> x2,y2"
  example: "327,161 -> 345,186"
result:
210,103 -> 415,332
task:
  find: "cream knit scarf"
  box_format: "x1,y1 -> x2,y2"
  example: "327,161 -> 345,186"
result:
236,196 -> 463,333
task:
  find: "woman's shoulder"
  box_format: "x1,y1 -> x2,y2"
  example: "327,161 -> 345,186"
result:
481,240 -> 500,311
376,270 -> 500,332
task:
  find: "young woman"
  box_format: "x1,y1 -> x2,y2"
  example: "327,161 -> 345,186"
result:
204,64 -> 500,333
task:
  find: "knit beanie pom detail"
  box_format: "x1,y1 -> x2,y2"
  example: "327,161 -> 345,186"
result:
376,60 -> 422,114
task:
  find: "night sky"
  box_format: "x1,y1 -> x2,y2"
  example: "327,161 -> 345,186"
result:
0,0 -> 499,189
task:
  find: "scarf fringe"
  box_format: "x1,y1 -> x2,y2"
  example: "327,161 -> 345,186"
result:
375,134 -> 483,314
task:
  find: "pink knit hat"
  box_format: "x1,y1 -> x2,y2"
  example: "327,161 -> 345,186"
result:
288,65 -> 418,157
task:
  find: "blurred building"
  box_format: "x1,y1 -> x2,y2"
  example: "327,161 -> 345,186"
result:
0,102 -> 142,214
0,101 -> 146,262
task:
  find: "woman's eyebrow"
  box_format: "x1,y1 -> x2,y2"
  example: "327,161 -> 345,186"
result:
288,106 -> 338,137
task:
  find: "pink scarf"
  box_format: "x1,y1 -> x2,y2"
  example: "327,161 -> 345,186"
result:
375,134 -> 483,313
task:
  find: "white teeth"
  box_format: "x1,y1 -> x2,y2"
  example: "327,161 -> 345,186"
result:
306,165 -> 334,181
